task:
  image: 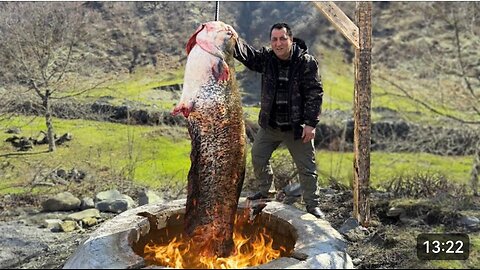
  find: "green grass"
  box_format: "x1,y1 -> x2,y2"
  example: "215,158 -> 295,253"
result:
1,116 -> 474,196
0,113 -> 473,193
81,66 -> 184,109
270,148 -> 473,189
0,116 -> 191,194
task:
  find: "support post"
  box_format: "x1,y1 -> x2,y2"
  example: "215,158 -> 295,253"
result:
353,2 -> 372,226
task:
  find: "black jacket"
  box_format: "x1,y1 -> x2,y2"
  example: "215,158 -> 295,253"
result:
234,37 -> 324,139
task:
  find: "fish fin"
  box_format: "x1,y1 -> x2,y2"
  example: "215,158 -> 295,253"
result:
211,61 -> 230,82
172,102 -> 193,118
186,24 -> 206,55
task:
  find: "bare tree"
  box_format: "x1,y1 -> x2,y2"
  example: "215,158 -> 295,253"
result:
0,2 -> 104,152
379,2 -> 480,194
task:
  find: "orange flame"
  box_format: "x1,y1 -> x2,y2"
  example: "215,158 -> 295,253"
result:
143,211 -> 287,269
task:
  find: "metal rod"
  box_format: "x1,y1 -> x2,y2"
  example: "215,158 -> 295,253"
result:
215,1 -> 220,21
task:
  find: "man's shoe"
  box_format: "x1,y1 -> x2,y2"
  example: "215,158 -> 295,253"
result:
307,206 -> 326,219
247,192 -> 269,200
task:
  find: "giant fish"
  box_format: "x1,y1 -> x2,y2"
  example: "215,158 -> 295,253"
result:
172,21 -> 246,258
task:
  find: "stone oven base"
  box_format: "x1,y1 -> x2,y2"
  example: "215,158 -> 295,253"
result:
63,198 -> 353,269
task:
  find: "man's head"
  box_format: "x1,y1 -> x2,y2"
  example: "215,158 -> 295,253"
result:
270,23 -> 293,60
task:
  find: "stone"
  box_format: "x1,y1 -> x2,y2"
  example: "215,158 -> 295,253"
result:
55,169 -> 68,179
283,182 -> 302,197
41,192 -> 81,212
42,219 -> 62,232
80,197 -> 95,210
95,189 -> 136,213
96,200 -> 129,213
81,217 -> 98,228
458,216 -> 480,228
95,189 -> 123,202
387,207 -> 405,217
138,189 -> 163,206
60,220 -> 78,232
352,257 -> 364,266
55,133 -> 72,146
339,217 -> 359,235
34,132 -> 48,145
5,127 -> 21,134
67,209 -> 101,221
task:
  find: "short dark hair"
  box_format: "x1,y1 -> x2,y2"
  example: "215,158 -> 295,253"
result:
270,23 -> 292,38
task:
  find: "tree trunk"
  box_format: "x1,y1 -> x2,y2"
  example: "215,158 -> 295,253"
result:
471,141 -> 480,196
43,90 -> 56,152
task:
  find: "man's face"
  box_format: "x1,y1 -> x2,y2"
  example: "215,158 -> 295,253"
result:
270,28 -> 293,60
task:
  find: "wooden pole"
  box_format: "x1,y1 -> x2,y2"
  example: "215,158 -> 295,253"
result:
312,1 -> 359,49
353,2 -> 372,226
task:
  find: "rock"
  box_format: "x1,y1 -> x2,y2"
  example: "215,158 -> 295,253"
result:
33,132 -> 48,145
80,197 -> 95,210
458,216 -> 480,229
56,133 -> 73,146
81,217 -> 98,228
352,257 -> 363,266
283,182 -> 302,197
95,189 -> 123,202
138,189 -> 164,206
5,127 -> 21,134
42,219 -> 63,232
55,169 -> 68,179
339,217 -> 359,235
67,209 -> 101,221
344,226 -> 370,242
339,218 -> 370,242
94,189 -> 136,213
60,220 -> 78,232
69,169 -> 86,182
121,195 -> 136,208
95,200 -> 129,213
387,207 -> 405,217
12,137 -> 34,151
42,192 -> 81,212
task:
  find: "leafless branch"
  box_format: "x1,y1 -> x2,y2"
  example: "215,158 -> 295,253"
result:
378,75 -> 480,125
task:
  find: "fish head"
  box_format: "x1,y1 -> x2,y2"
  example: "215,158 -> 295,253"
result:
173,22 -> 238,119
186,21 -> 238,58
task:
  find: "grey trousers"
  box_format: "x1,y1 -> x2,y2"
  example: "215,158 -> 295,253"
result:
251,126 -> 319,207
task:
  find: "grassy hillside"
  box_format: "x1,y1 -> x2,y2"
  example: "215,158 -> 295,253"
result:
0,116 -> 473,196
0,116 -> 191,195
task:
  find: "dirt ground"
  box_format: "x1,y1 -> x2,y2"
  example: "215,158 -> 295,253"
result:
0,185 -> 478,269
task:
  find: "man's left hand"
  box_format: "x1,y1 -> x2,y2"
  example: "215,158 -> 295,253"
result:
302,125 -> 316,143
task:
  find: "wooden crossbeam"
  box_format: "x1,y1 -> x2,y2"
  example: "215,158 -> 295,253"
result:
312,1 -> 360,49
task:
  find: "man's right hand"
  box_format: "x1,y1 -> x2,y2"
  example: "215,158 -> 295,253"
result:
301,125 -> 316,143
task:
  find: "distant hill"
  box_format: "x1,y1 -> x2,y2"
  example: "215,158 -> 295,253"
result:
1,2 -> 478,117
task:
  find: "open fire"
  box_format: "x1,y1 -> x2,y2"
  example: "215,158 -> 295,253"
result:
64,200 -> 353,269
140,208 -> 291,269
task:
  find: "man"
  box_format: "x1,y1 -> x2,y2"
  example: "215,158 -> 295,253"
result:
234,23 -> 325,219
